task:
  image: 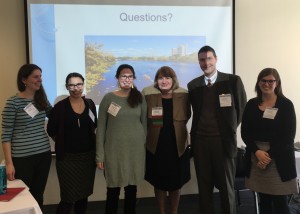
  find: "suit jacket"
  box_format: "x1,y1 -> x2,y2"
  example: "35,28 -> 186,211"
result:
187,71 -> 247,158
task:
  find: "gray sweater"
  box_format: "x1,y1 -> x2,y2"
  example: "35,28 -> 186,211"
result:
96,92 -> 147,187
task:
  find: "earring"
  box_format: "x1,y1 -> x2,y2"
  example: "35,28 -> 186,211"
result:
118,82 -> 121,89
131,84 -> 134,89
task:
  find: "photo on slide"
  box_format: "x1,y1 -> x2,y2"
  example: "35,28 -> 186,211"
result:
84,35 -> 205,103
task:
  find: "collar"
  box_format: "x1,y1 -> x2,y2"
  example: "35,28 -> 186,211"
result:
204,71 -> 218,85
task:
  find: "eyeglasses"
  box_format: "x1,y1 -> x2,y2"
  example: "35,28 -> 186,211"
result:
260,79 -> 277,85
68,83 -> 84,90
120,75 -> 134,80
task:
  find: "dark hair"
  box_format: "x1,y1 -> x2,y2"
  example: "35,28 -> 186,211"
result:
17,64 -> 49,110
115,64 -> 143,108
154,66 -> 179,91
198,45 -> 217,57
255,68 -> 284,104
65,72 -> 85,88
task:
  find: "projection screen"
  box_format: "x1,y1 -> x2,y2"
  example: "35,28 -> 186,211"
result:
25,0 -> 235,106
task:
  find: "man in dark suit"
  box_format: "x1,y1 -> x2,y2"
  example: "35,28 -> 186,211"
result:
187,46 -> 247,214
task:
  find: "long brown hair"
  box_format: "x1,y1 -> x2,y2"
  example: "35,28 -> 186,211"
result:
17,64 -> 49,110
115,64 -> 143,108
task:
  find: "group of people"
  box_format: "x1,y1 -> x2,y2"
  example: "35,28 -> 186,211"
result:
1,45 -> 298,214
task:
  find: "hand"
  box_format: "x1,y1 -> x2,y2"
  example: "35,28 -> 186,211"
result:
256,161 -> 267,169
255,150 -> 271,169
6,162 -> 15,180
97,162 -> 105,170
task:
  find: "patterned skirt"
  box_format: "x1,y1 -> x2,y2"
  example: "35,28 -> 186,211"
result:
245,141 -> 298,195
56,151 -> 96,202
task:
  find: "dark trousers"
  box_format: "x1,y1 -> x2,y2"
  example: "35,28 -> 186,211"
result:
105,185 -> 137,214
259,193 -> 291,214
56,198 -> 88,214
192,135 -> 236,214
13,151 -> 52,210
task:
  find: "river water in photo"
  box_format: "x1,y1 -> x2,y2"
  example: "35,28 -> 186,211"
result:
87,60 -> 200,104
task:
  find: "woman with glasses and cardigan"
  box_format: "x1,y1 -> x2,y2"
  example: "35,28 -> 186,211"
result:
47,72 -> 97,214
241,68 -> 298,214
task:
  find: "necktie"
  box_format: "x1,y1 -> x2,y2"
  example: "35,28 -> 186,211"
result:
207,78 -> 212,87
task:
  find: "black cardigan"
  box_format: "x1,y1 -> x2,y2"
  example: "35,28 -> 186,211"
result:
47,97 -> 97,160
241,96 -> 297,181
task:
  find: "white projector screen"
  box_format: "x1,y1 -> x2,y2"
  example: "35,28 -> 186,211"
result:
25,0 -> 235,105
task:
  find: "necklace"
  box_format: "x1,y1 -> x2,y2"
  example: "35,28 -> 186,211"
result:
71,98 -> 83,128
77,101 -> 83,128
76,113 -> 81,128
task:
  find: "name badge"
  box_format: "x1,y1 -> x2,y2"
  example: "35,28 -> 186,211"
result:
107,102 -> 121,117
89,109 -> 95,123
152,107 -> 163,117
151,107 -> 163,127
219,94 -> 232,107
263,107 -> 278,119
24,103 -> 39,118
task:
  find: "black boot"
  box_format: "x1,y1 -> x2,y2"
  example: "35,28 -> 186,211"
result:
124,185 -> 137,214
106,187 -> 121,214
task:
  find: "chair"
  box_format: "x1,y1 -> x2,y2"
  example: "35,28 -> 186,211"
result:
235,148 -> 260,214
288,178 -> 300,205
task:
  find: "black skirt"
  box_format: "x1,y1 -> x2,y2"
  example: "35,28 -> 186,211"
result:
145,98 -> 190,191
56,151 -> 96,202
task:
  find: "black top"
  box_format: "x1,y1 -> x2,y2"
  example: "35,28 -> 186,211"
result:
64,100 -> 94,153
47,97 -> 97,160
145,98 -> 190,191
241,96 -> 297,181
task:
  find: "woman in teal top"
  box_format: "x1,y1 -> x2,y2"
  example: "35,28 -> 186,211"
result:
96,64 -> 147,214
1,64 -> 52,209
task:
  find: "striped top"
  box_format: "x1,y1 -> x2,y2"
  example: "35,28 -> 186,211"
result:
1,95 -> 51,157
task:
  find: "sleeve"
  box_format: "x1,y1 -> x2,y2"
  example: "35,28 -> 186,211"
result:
141,87 -> 146,96
45,100 -> 53,118
1,98 -> 16,143
187,94 -> 192,120
241,100 -> 259,153
95,95 -> 109,163
140,96 -> 148,136
268,99 -> 296,158
86,98 -> 97,128
46,103 -> 60,141
233,75 -> 247,125
91,100 -> 98,128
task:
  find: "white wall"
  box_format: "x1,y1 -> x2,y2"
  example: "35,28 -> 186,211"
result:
1,0 -> 300,205
0,1 -> 26,164
235,0 -> 300,146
